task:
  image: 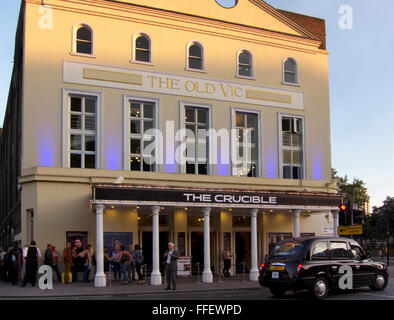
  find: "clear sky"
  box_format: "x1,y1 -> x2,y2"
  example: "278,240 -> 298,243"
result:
1,0 -> 393,209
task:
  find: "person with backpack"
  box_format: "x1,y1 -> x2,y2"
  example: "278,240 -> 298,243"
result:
133,244 -> 144,284
119,245 -> 132,284
22,241 -> 41,287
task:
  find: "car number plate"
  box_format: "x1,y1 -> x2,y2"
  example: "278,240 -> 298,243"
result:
270,266 -> 285,271
272,272 -> 279,279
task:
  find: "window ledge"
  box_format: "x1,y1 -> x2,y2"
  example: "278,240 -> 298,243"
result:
69,52 -> 96,59
235,74 -> 256,81
184,67 -> 207,74
130,60 -> 154,66
281,81 -> 300,87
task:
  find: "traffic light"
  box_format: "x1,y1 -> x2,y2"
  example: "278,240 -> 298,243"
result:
352,209 -> 365,225
339,203 -> 347,226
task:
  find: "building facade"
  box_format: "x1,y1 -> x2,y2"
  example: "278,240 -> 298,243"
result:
0,0 -> 342,286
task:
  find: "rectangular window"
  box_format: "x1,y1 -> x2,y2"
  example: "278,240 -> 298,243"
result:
184,106 -> 209,175
233,111 -> 258,177
129,100 -> 156,172
68,95 -> 97,168
280,116 -> 303,179
330,242 -> 350,259
311,241 -> 329,260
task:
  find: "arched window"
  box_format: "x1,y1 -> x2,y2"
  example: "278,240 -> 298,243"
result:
134,34 -> 151,63
75,25 -> 93,55
283,58 -> 298,84
237,50 -> 253,77
187,42 -> 204,70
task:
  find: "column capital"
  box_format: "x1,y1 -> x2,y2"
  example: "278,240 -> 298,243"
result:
151,206 -> 160,215
331,210 -> 339,217
294,209 -> 301,217
250,208 -> 258,217
202,207 -> 212,216
96,204 -> 105,214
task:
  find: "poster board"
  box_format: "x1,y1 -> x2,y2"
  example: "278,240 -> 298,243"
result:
177,256 -> 191,277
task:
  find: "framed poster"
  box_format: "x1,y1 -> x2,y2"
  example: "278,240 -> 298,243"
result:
66,231 -> 88,249
66,231 -> 88,272
104,232 -> 133,254
177,232 -> 186,256
177,256 -> 191,277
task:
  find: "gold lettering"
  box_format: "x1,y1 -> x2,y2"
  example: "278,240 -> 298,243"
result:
206,83 -> 216,94
234,87 -> 243,97
185,80 -> 196,92
158,77 -> 170,89
219,83 -> 232,97
170,78 -> 180,90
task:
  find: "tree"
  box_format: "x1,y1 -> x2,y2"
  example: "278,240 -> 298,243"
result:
331,169 -> 370,213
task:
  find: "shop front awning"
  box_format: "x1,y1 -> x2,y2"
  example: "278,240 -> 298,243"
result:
91,184 -> 343,211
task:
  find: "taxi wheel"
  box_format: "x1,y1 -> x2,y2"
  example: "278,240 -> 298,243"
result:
269,286 -> 287,298
369,272 -> 388,291
311,276 -> 329,300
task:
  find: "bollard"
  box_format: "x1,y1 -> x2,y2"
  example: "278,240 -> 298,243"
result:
218,260 -> 223,283
242,261 -> 246,282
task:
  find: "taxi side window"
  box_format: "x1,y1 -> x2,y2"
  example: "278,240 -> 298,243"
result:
311,241 -> 329,259
330,241 -> 350,259
351,245 -> 362,260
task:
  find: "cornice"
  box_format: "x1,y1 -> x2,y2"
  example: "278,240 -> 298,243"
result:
26,0 -> 323,54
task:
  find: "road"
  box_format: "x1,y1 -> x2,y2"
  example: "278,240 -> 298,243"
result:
16,281 -> 394,300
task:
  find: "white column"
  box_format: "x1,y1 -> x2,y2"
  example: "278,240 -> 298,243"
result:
202,207 -> 213,283
250,209 -> 259,281
94,204 -> 106,287
332,210 -> 339,237
151,206 -> 162,285
294,210 -> 301,238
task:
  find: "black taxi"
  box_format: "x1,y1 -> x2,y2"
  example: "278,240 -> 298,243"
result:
259,236 -> 389,299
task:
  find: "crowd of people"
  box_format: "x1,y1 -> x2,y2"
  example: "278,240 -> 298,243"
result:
0,240 -> 148,286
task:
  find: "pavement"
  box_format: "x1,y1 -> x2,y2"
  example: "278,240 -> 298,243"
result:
1,265 -> 393,299
0,274 -> 261,299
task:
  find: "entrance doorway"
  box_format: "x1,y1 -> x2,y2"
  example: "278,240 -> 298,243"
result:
191,232 -> 204,265
141,231 -> 169,272
235,232 -> 251,273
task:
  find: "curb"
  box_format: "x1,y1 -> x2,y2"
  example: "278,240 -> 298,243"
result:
0,285 -> 263,299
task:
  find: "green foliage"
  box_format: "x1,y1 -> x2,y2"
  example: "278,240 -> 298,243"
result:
331,168 -> 370,212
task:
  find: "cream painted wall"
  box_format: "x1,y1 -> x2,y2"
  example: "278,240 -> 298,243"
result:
22,0 -> 332,181
103,208 -> 139,245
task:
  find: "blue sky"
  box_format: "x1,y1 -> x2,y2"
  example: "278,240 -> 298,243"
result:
1,0 -> 393,208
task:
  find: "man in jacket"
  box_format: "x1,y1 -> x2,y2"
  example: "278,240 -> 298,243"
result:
22,241 -> 41,287
63,242 -> 73,284
163,242 -> 179,290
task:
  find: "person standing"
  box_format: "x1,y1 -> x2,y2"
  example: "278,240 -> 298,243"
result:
119,245 -> 132,284
22,241 -> 41,287
133,244 -> 144,284
63,242 -> 73,284
81,244 -> 94,283
103,247 -> 110,273
163,242 -> 179,290
51,246 -> 62,283
44,244 -> 53,268
127,244 -> 136,281
111,245 -> 121,281
222,247 -> 233,277
7,248 -> 19,285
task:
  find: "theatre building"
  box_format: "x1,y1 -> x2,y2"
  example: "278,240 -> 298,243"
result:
0,0 -> 343,287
